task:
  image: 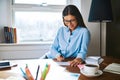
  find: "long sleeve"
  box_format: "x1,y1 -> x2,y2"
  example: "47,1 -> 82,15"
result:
46,26 -> 91,59
76,29 -> 91,60
50,31 -> 61,58
46,28 -> 62,58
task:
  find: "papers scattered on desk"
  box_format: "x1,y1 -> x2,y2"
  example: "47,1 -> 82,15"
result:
46,65 -> 80,80
85,56 -> 104,65
103,63 -> 120,74
56,62 -> 70,66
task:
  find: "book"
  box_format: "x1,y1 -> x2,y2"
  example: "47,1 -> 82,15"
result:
4,26 -> 18,43
4,26 -> 10,43
13,28 -> 17,43
103,63 -> 120,74
85,56 -> 104,65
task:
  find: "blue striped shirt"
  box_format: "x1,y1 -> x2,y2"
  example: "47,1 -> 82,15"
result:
46,26 -> 90,60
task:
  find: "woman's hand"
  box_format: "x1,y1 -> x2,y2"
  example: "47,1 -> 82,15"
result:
69,58 -> 83,67
56,55 -> 64,62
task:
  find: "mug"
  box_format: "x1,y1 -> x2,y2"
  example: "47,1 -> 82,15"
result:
82,64 -> 99,75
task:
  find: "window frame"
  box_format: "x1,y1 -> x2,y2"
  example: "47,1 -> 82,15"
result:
11,0 -> 72,43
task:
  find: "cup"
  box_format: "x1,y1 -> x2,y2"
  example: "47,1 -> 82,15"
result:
83,64 -> 99,75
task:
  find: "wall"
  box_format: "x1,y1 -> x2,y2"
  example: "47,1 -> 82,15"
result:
0,43 -> 50,60
81,0 -> 106,56
0,0 -> 104,60
0,0 -> 9,42
106,0 -> 120,58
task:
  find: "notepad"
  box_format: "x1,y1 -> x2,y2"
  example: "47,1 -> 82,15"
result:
103,63 -> 120,74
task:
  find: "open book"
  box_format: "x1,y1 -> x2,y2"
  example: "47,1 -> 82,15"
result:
103,63 -> 120,74
85,56 -> 104,65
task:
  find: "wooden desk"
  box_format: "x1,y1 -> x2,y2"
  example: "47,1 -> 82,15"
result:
0,57 -> 120,80
66,56 -> 120,80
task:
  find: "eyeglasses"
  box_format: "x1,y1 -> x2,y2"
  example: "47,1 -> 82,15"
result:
63,19 -> 77,24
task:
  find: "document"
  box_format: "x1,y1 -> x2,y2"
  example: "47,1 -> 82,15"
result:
103,63 -> 120,74
56,62 -> 70,66
45,65 -> 80,80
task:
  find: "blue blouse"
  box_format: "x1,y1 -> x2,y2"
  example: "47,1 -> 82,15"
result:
46,26 -> 91,60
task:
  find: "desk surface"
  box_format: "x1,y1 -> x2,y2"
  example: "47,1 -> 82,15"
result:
0,59 -> 79,80
0,57 -> 120,80
66,56 -> 120,80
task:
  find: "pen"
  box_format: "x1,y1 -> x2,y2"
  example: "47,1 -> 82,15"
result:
35,65 -> 40,80
20,67 -> 27,79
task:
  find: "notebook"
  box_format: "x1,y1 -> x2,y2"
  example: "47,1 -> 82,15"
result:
103,63 -> 120,74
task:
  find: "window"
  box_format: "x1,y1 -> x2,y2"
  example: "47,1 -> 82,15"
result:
14,0 -> 67,5
12,0 -> 70,42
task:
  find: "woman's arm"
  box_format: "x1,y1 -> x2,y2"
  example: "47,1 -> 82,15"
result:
77,29 -> 91,60
70,29 -> 91,67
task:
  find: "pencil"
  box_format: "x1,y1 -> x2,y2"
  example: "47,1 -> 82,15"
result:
40,64 -> 48,80
25,64 -> 34,80
46,64 -> 50,74
35,65 -> 40,80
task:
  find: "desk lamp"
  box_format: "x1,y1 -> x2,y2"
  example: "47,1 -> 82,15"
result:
88,0 -> 113,57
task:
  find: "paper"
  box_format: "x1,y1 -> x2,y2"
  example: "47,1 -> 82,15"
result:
85,56 -> 104,65
46,65 -> 80,80
103,63 -> 120,74
56,62 -> 70,66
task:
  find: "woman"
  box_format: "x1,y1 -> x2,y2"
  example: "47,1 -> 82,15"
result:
41,5 -> 91,67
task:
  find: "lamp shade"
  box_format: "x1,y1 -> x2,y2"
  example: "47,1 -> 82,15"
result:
88,0 -> 113,22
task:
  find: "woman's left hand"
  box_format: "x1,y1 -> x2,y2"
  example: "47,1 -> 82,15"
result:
69,58 -> 83,67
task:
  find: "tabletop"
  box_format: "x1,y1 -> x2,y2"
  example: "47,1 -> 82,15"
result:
0,56 -> 120,80
66,56 -> 120,80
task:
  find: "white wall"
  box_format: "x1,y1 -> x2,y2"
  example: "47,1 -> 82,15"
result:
0,43 -> 50,60
80,0 -> 106,56
0,0 -> 106,60
0,0 -> 12,42
81,0 -> 100,56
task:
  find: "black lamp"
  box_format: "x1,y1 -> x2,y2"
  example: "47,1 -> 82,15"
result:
88,0 -> 113,56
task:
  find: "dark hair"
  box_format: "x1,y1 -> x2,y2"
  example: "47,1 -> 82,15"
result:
62,5 -> 86,28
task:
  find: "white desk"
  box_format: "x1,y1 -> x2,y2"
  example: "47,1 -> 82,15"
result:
0,59 -> 80,80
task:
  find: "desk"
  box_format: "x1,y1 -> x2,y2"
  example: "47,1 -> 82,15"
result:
66,56 -> 120,80
0,57 -> 120,80
0,59 -> 79,80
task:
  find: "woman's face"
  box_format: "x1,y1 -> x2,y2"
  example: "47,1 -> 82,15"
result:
63,14 -> 78,31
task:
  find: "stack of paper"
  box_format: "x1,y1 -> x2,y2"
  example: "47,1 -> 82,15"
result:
103,63 -> 120,74
85,56 -> 104,65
